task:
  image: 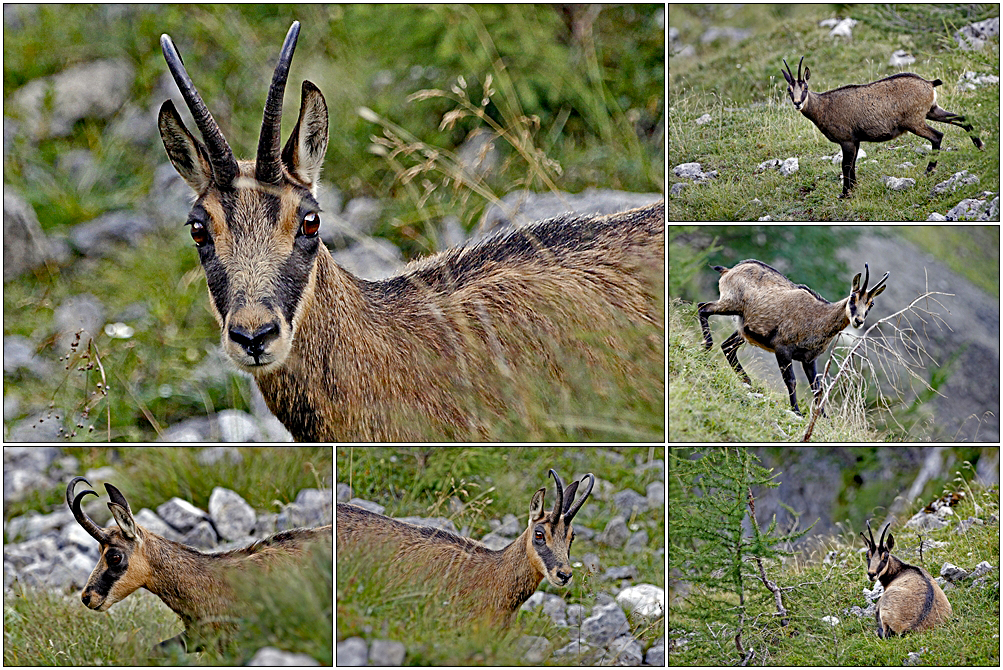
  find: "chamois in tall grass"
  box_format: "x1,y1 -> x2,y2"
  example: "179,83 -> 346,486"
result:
158,21 -> 664,442
336,469 -> 594,626
860,520 -> 952,637
698,259 -> 888,416
67,477 -> 331,651
782,56 -> 985,197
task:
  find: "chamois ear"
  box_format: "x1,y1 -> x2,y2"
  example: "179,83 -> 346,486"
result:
804,66 -> 810,82
884,532 -> 894,551
106,484 -> 140,540
281,80 -> 328,192
529,488 -> 546,523
158,100 -> 213,194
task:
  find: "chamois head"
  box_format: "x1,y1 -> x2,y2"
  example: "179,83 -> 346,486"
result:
525,469 -> 595,588
67,477 -> 148,612
781,56 -> 810,111
860,519 -> 895,581
158,21 -> 329,374
846,264 -> 889,329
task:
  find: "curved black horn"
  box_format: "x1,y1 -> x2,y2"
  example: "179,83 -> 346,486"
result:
797,55 -> 804,81
862,519 -> 875,547
564,473 -> 595,524
878,521 -> 891,548
863,263 -> 870,291
783,58 -> 794,81
67,477 -> 109,544
548,469 -> 565,522
161,33 -> 239,187
256,21 -> 300,185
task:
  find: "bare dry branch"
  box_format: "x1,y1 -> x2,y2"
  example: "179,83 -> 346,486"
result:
802,279 -> 954,441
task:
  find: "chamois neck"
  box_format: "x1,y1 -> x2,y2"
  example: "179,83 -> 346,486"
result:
497,527 -> 546,612
832,296 -> 852,330
142,533 -> 234,630
877,554 -> 905,588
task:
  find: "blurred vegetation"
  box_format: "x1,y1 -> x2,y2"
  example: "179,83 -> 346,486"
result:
2,4 -> 664,441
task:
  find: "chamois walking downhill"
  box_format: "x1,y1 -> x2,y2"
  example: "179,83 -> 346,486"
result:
337,469 -> 594,627
860,520 -> 952,637
158,21 -> 664,442
781,56 -> 984,197
67,477 -> 331,652
698,259 -> 888,416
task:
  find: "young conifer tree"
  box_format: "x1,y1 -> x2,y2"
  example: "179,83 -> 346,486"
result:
669,447 -> 815,664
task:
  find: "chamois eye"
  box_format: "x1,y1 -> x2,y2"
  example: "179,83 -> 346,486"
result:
188,219 -> 209,247
534,528 -> 545,542
108,552 -> 122,566
299,211 -> 320,237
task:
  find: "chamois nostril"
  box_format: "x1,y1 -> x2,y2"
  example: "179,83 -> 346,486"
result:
229,323 -> 280,359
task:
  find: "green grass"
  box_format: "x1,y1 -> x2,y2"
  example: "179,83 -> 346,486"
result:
668,4 -> 999,220
669,476 -> 1000,665
337,446 -> 665,666
3,5 -> 663,441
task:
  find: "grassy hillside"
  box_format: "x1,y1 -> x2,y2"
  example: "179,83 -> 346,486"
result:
668,4 -> 999,220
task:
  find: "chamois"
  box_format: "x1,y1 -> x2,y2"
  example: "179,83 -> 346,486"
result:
697,259 -> 888,416
67,477 -> 331,651
782,56 -> 985,197
336,469 -> 594,627
860,520 -> 952,637
158,21 -> 664,442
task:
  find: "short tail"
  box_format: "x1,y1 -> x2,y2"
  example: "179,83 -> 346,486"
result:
711,265 -> 728,274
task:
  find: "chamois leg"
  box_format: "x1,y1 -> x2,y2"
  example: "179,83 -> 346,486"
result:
721,330 -> 751,384
912,123 -> 944,173
838,141 -> 859,198
775,350 -> 801,415
696,302 -> 715,349
802,358 -> 827,418
928,106 -> 985,149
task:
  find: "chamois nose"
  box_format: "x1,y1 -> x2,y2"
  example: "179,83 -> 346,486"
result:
556,568 -> 572,584
81,591 -> 91,607
229,322 -> 280,360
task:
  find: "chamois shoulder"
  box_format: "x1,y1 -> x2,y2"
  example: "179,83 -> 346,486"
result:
729,260 -> 829,302
364,202 -> 663,301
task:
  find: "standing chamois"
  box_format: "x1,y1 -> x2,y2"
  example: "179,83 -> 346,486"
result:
698,259 -> 888,416
67,477 -> 331,651
336,469 -> 594,627
782,56 -> 985,197
860,520 -> 952,637
158,21 -> 664,442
